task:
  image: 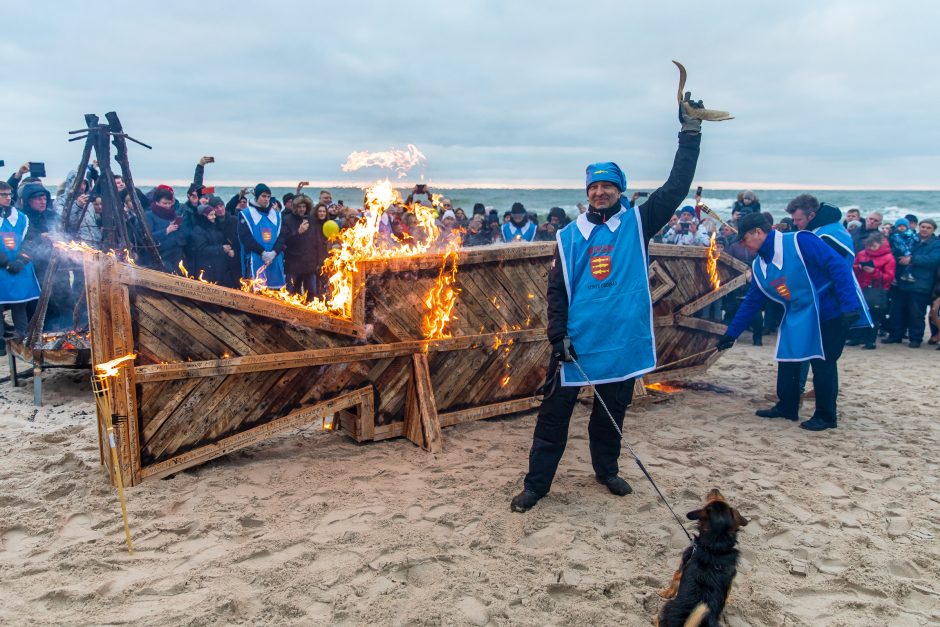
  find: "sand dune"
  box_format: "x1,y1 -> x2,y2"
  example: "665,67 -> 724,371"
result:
1,341 -> 938,625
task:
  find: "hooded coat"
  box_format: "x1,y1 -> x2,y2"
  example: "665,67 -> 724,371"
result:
853,240 -> 896,290
187,213 -> 230,284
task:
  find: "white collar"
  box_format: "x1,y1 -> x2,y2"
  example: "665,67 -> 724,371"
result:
2,208 -> 20,228
575,205 -> 626,240
758,230 -> 785,275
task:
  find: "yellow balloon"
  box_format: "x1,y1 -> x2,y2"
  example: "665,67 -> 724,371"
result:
322,220 -> 340,239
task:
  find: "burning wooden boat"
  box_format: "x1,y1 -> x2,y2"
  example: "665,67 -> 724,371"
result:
79,237 -> 747,487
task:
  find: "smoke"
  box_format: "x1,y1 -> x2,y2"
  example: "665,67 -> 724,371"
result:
341,144 -> 427,179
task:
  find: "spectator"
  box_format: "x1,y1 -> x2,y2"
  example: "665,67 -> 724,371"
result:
883,219 -> 940,348
879,223 -> 893,238
279,194 -> 324,300
852,211 -> 882,251
853,232 -> 895,350
146,186 -> 189,273
437,210 -> 460,249
0,181 -> 41,339
453,207 -> 469,228
733,190 -> 760,216
471,203 -> 486,219
76,194 -> 103,246
547,206 -> 570,228
534,220 -> 557,242
662,206 -> 709,246
282,193 -> 295,213
842,208 -> 861,228
187,203 -> 230,284
905,214 -> 918,231
889,218 -> 916,283
653,212 -> 680,243
463,215 -> 492,247
501,203 -> 536,242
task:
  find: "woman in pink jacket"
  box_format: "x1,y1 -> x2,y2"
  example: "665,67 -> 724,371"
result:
853,232 -> 896,349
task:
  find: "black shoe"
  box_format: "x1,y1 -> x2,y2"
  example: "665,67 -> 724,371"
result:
881,337 -> 902,344
510,489 -> 541,513
863,343 -> 876,350
596,475 -> 633,496
752,338 -> 763,346
845,338 -> 860,346
755,407 -> 799,421
909,342 -> 921,349
799,419 -> 836,432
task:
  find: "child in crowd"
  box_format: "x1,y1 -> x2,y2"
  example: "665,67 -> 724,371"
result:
889,218 -> 916,283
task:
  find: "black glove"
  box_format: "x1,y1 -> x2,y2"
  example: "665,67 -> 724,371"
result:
840,312 -> 860,330
716,334 -> 735,351
551,337 -> 577,363
0,251 -> 8,268
6,259 -> 24,274
679,91 -> 704,134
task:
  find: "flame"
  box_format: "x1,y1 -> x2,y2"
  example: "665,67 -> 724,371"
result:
54,240 -> 135,264
341,144 -> 427,178
422,247 -> 461,340
241,179 -> 447,321
95,353 -> 137,378
706,232 -> 721,291
646,382 -> 682,393
500,375 -> 511,388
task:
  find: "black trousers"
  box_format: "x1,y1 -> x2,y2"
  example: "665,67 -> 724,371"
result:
774,317 -> 846,425
888,289 -> 932,343
523,371 -> 634,497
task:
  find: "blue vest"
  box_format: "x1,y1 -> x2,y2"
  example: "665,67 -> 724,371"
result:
240,207 -> 286,289
813,222 -> 873,328
502,220 -> 536,242
753,231 -> 827,362
0,209 -> 41,304
557,206 -> 656,386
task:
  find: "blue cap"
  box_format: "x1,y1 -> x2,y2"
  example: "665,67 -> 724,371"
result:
894,218 -> 908,228
585,162 -> 626,192
680,205 -> 696,216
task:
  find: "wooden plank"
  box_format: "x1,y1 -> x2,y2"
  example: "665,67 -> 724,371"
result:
676,315 -> 727,336
134,328 -> 544,382
139,387 -> 374,481
361,242 -> 556,274
110,283 -> 142,485
115,263 -> 366,338
648,260 -> 677,304
677,272 -> 749,316
412,353 -> 442,452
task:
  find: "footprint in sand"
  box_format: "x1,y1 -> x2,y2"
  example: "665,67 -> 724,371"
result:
60,513 -> 95,540
0,526 -> 45,560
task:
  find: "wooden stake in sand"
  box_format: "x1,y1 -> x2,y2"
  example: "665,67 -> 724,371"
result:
90,354 -> 137,554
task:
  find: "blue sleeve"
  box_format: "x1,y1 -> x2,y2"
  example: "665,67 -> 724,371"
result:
727,276 -> 767,338
797,231 -> 860,315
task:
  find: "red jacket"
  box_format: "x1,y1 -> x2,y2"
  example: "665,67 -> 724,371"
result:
854,241 -> 896,289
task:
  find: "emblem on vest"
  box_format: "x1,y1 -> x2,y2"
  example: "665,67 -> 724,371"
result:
770,277 -> 791,300
590,255 -> 611,281
261,228 -> 273,243
1,232 -> 15,251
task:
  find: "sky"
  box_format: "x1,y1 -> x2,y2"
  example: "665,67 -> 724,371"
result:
3,1 -> 939,189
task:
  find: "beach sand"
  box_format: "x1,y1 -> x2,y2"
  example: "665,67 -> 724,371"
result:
0,341 -> 937,626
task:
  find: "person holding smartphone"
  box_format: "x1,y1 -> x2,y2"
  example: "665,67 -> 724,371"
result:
145,186 -> 189,273
853,232 -> 895,349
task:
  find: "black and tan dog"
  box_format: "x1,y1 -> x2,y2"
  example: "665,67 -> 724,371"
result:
656,489 -> 748,627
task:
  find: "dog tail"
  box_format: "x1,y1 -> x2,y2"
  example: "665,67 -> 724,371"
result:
682,603 -> 709,627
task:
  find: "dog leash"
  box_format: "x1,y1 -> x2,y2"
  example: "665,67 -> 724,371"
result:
570,356 -> 695,546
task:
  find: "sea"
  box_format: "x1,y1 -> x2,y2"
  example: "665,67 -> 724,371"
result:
207,186 -> 939,224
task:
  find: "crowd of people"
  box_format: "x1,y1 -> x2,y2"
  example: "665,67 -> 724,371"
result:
1,158 -> 938,359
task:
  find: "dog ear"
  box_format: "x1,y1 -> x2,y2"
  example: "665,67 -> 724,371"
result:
686,508 -> 704,521
731,508 -> 749,528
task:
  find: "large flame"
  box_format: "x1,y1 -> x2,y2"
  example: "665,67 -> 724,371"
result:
422,247 -> 461,340
706,232 -> 721,291
341,144 -> 427,178
95,353 -> 137,378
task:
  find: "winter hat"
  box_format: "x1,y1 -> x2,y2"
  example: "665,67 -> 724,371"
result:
510,202 -> 527,215
207,195 -> 225,208
472,203 -> 486,216
199,204 -> 216,217
585,162 -> 626,192
254,183 -> 272,197
894,218 -> 909,228
679,205 -> 696,217
847,220 -> 862,230
282,193 -> 295,205
441,209 -> 456,221
19,182 -> 51,205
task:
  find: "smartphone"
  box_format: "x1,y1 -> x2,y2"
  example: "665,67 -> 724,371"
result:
172,216 -> 183,226
861,260 -> 875,268
0,160 -> 5,168
636,191 -> 649,197
29,162 -> 46,178
695,186 -> 703,196
680,222 -> 690,233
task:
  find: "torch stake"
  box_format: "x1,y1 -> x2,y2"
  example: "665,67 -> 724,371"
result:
91,374 -> 134,554
569,357 -> 694,545
697,202 -> 737,234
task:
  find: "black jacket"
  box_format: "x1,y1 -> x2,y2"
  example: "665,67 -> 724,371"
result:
278,212 -> 326,276
546,131 -> 701,343
899,235 -> 940,295
187,214 -> 229,284
806,203 -> 849,258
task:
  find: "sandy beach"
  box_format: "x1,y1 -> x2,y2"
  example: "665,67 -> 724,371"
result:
0,340 -> 937,626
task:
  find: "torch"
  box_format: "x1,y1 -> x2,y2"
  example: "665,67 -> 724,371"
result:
91,353 -> 137,554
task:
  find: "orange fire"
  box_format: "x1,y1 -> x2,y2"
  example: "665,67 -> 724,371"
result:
54,240 -> 136,265
178,260 -> 209,283
706,232 -> 721,291
646,381 -> 683,393
422,246 -> 461,340
95,353 -> 137,378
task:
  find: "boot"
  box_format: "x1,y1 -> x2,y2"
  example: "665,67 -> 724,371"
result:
596,475 -> 633,496
510,489 -> 541,513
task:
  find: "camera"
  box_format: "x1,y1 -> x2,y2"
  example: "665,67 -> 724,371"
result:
29,162 -> 46,178
680,222 -> 690,233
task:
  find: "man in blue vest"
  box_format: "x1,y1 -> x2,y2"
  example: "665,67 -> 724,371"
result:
0,181 -> 41,338
237,183 -> 286,289
510,100 -> 705,513
501,202 -> 536,242
716,213 -> 867,432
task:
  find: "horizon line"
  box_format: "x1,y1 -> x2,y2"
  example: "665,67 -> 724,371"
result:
133,178 -> 940,192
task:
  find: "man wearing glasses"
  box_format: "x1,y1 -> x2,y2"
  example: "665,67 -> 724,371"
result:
0,181 -> 41,339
